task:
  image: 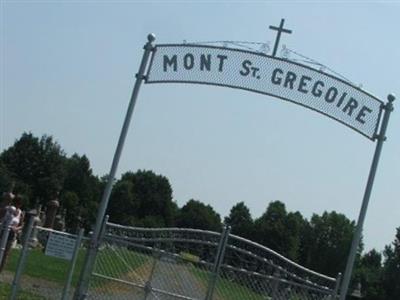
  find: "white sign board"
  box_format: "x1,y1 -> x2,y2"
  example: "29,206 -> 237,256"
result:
45,232 -> 76,261
146,45 -> 383,140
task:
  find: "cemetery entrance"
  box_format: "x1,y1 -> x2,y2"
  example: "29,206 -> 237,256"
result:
76,21 -> 394,299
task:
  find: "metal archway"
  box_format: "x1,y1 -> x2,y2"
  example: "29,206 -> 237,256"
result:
75,32 -> 395,300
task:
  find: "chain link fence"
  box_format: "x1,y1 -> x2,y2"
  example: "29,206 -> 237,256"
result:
0,217 -> 87,299
86,222 -> 340,300
2,219 -> 340,299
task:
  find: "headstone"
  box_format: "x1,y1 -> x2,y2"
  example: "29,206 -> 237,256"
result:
27,205 -> 43,247
44,199 -> 60,229
54,209 -> 66,231
350,282 -> 363,299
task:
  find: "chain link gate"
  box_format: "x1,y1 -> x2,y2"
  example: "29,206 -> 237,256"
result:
86,222 -> 340,300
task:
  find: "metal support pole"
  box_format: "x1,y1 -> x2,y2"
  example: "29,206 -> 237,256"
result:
271,270 -> 281,300
10,216 -> 35,300
74,213 -> 109,299
0,221 -> 11,267
74,34 -> 155,300
205,226 -> 231,300
99,215 -> 110,245
339,94 -> 395,300
75,214 -> 109,298
62,228 -> 85,300
332,273 -> 342,299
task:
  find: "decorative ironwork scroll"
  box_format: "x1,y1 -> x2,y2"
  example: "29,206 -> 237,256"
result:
146,44 -> 383,140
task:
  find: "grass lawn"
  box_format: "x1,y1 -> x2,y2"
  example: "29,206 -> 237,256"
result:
189,265 -> 265,300
0,282 -> 45,300
5,245 -> 150,288
5,248 -> 86,286
4,247 -> 284,299
189,265 -> 315,300
214,277 -> 266,300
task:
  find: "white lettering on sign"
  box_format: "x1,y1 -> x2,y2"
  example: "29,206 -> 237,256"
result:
146,45 -> 383,140
45,232 -> 76,261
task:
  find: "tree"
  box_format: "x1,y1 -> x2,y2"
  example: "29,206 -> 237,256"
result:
107,170 -> 176,227
382,227 -> 400,300
285,211 -> 307,261
60,191 -> 80,231
61,154 -> 101,231
0,133 -> 66,206
301,211 -> 355,277
176,199 -> 222,232
0,161 -> 13,193
353,249 -> 386,300
224,202 -> 253,239
107,180 -> 137,225
253,201 -> 304,261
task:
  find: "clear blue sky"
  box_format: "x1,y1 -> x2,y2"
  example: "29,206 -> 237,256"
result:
1,1 -> 399,252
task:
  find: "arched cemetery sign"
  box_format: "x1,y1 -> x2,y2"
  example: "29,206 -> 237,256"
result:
146,44 -> 383,140
77,20 -> 395,300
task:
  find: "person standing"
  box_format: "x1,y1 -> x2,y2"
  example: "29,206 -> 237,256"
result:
0,195 -> 24,272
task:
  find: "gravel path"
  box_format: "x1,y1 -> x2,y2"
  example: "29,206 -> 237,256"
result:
148,256 -> 206,300
88,256 -> 206,300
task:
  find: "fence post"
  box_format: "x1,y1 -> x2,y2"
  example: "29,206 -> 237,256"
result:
205,226 -> 230,300
73,215 -> 109,299
271,270 -> 281,300
0,220 -> 11,268
62,228 -> 85,300
331,273 -> 342,299
10,216 -> 35,300
98,215 -> 109,245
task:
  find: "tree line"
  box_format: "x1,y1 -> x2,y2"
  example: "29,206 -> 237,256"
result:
0,132 -> 399,299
